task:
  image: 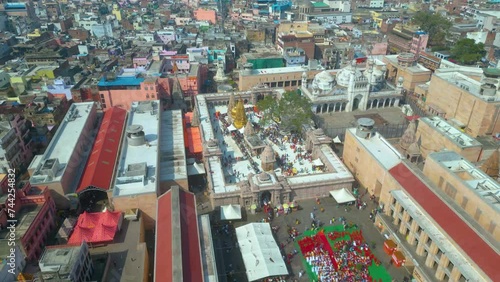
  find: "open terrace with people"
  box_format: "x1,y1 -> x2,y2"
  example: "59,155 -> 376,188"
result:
210,194 -> 412,282
210,104 -> 329,185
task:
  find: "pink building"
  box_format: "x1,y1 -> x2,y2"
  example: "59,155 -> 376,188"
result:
193,8 -> 217,24
410,33 -> 429,54
372,42 -> 389,56
98,75 -> 165,110
0,178 -> 56,261
162,54 -> 190,74
133,50 -> 152,68
173,63 -> 206,97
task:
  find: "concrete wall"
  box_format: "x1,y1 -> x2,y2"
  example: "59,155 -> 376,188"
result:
422,155 -> 500,241
343,130 -> 395,198
111,193 -> 157,230
416,120 -> 483,162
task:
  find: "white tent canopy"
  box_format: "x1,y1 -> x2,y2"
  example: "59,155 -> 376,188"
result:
220,204 -> 242,220
235,223 -> 288,281
330,188 -> 356,204
333,136 -> 342,144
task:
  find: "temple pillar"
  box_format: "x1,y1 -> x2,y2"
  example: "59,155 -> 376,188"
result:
450,266 -> 462,281
415,232 -> 428,256
424,251 -> 435,268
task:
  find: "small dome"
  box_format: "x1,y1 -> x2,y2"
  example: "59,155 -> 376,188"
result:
258,172 -> 271,182
336,64 -> 363,87
314,128 -> 325,136
261,145 -> 275,163
398,76 -> 404,83
207,139 -> 218,148
302,71 -> 307,78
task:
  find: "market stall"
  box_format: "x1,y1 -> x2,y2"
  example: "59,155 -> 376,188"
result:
383,240 -> 397,255
220,204 -> 242,220
392,251 -> 406,267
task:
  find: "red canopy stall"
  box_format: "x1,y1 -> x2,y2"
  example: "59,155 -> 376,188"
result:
392,251 -> 406,267
383,239 -> 397,255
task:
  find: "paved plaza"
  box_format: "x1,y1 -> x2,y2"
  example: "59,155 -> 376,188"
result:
209,190 -> 412,282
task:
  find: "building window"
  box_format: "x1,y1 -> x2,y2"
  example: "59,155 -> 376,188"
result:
488,221 -> 496,234
444,183 -> 457,199
438,176 -> 444,188
461,197 -> 468,209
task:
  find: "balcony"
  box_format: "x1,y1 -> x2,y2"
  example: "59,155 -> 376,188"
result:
377,213 -> 436,282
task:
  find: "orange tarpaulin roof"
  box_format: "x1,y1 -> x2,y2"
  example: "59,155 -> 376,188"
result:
186,127 -> 203,154
184,112 -> 193,126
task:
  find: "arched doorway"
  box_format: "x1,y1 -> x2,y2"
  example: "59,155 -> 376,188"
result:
260,191 -> 272,207
352,95 -> 363,111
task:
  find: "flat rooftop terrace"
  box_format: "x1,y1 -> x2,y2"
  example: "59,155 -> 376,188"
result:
347,127 -> 404,169
113,101 -> 161,197
97,76 -> 145,87
0,204 -> 42,239
39,244 -> 84,279
420,116 -> 481,148
429,151 -> 500,212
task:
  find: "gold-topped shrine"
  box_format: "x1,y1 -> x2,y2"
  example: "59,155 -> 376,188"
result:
231,98 -> 247,129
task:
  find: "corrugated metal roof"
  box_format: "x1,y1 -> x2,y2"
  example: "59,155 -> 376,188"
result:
77,107 -> 127,193
155,187 -> 203,282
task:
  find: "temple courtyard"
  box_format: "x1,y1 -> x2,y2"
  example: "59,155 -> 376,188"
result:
211,104 -> 328,186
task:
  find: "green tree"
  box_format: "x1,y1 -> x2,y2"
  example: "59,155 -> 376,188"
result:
257,91 -> 313,133
450,38 -> 486,65
412,11 -> 452,46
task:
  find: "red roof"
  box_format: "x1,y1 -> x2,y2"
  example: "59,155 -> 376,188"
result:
155,188 -> 203,282
77,107 -> 127,193
389,163 -> 500,280
67,210 -> 122,245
